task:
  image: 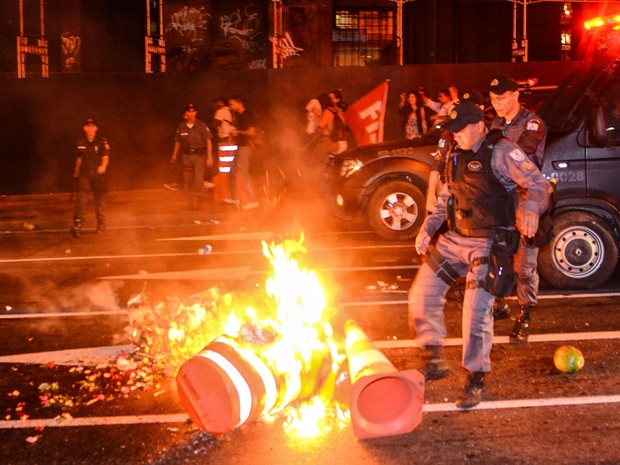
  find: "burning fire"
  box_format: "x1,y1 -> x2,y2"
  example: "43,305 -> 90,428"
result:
129,236 -> 349,436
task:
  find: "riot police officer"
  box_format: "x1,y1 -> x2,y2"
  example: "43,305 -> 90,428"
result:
489,75 -> 548,343
409,102 -> 550,409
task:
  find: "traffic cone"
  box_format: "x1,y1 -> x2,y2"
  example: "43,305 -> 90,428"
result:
344,319 -> 425,439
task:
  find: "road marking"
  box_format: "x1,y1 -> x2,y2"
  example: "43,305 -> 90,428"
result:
2,394 -> 620,429
341,290 -> 620,306
159,231 -> 275,241
0,345 -> 134,366
0,244 -> 414,264
0,310 -> 128,319
422,394 -> 620,413
0,414 -> 190,429
99,267 -> 251,281
373,330 -> 620,349
1,330 -> 618,366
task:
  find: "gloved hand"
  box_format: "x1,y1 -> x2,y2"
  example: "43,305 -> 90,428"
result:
415,230 -> 431,255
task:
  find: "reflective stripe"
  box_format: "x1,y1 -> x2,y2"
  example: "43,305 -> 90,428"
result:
239,350 -> 278,413
219,167 -> 232,173
199,350 -> 252,427
219,155 -> 235,162
219,145 -> 238,152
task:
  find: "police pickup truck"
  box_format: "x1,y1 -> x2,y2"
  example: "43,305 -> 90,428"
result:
320,57 -> 620,290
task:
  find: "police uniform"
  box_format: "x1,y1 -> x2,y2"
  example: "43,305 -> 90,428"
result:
490,77 -> 548,342
173,107 -> 213,206
409,103 -> 550,408
72,123 -> 110,234
427,90 -> 485,212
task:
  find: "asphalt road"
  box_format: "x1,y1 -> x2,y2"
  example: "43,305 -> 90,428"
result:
0,187 -> 619,465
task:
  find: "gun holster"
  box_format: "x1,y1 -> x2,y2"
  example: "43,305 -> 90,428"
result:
484,229 -> 520,297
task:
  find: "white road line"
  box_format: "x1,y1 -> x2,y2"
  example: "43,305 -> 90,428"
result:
0,414 -> 190,429
341,290 -> 620,306
2,394 -> 620,429
422,394 -> 620,413
0,244 -> 414,264
159,232 -> 275,241
0,310 -> 128,319
373,330 -> 620,349
0,345 -> 134,365
99,267 -> 251,281
1,331 -> 619,366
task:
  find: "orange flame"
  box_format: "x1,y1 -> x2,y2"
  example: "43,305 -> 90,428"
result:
129,236 -> 349,436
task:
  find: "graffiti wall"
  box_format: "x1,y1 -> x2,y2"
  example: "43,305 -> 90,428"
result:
164,0 -> 269,71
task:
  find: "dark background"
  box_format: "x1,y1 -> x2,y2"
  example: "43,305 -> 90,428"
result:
0,0 -> 615,194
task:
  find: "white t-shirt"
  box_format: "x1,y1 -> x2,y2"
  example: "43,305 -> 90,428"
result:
305,98 -> 322,134
214,106 -> 234,139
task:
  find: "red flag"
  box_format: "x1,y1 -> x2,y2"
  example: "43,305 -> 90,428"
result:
344,80 -> 390,146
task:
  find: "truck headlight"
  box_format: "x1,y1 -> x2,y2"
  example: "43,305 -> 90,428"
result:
340,159 -> 364,177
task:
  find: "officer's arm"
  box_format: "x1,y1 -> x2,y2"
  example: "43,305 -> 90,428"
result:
516,118 -> 546,158
73,157 -> 81,177
171,141 -> 181,163
495,143 -> 550,236
97,155 -> 109,174
416,183 -> 448,254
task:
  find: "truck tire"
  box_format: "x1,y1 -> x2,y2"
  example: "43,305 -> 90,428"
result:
366,180 -> 425,241
538,211 -> 618,289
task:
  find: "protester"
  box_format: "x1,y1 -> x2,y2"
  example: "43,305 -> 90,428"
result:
226,95 -> 259,209
397,90 -> 429,139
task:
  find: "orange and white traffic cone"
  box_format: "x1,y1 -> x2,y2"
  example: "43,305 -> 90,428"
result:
344,319 -> 425,439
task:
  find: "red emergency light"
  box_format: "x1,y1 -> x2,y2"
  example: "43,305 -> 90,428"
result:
584,15 -> 620,31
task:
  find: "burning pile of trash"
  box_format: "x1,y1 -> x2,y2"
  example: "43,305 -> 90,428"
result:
7,237 -> 424,441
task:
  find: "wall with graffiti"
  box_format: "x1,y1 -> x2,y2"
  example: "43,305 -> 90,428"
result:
164,0 -> 269,71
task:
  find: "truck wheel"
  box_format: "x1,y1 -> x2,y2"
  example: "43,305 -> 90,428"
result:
538,211 -> 618,289
366,180 -> 425,241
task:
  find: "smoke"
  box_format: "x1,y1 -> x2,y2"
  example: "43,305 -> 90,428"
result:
12,277 -> 124,312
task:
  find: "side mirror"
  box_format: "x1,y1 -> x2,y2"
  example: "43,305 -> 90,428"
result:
586,105 -> 607,148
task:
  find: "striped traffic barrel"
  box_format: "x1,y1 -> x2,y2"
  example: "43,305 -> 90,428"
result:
177,335 -> 332,435
177,338 -> 281,434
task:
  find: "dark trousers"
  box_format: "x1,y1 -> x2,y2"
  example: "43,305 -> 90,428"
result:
182,153 -> 206,197
73,175 -> 106,225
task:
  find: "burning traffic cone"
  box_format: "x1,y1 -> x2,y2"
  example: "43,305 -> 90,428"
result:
344,319 -> 425,439
177,335 -> 332,435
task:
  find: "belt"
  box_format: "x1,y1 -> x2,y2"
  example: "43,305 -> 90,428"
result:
183,147 -> 206,154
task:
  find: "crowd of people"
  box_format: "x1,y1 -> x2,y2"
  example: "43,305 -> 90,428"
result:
70,75 -> 553,411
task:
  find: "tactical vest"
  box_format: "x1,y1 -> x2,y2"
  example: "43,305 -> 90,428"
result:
446,129 -> 516,237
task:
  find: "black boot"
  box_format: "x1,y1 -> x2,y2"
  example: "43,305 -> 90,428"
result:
492,297 -> 511,320
421,345 -> 451,381
509,305 -> 533,344
455,372 -> 486,409
70,219 -> 82,238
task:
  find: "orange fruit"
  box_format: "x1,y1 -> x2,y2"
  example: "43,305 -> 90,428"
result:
554,345 -> 585,373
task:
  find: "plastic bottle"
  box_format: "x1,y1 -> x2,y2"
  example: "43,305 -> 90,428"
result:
198,245 -> 212,255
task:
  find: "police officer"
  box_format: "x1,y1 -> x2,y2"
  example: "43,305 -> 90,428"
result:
170,103 -> 214,210
489,75 -> 548,343
70,118 -> 110,238
409,102 -> 550,409
426,89 -> 486,214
